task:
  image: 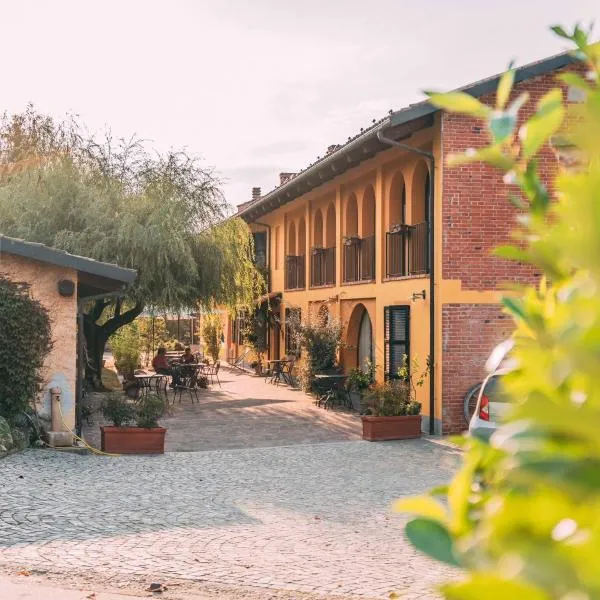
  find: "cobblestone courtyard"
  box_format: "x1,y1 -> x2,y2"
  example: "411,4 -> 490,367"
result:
0,373 -> 460,599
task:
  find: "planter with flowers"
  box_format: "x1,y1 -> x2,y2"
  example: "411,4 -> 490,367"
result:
361,356 -> 429,441
100,392 -> 167,454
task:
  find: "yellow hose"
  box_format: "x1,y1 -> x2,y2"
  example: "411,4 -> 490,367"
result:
56,399 -> 120,457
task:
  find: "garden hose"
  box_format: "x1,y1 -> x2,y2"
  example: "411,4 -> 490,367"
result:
56,397 -> 120,457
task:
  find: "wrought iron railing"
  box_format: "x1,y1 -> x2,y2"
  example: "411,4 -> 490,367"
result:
342,236 -> 375,283
386,221 -> 428,278
285,255 -> 305,290
310,247 -> 335,287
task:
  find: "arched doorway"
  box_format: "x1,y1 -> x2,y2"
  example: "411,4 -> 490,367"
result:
357,309 -> 373,373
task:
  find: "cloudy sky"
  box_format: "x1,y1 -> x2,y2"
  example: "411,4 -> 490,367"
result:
2,0 -> 597,207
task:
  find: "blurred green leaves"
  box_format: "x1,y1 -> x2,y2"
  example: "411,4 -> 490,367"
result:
399,23 -> 600,600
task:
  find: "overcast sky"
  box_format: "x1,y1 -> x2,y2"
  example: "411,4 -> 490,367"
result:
2,0 -> 597,207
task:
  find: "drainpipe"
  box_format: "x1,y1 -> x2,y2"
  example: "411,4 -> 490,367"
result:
377,130 -> 437,435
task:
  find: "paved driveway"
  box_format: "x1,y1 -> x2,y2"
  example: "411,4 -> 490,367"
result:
84,369 -> 362,451
0,440 -> 459,599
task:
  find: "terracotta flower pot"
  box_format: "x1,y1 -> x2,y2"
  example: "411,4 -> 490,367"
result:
361,415 -> 422,441
100,426 -> 166,454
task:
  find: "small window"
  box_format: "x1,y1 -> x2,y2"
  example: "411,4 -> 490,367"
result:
384,305 -> 410,380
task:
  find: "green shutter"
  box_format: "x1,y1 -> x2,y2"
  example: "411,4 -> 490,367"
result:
384,305 -> 410,379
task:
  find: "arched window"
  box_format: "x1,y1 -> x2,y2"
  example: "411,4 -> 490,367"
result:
288,221 -> 296,255
326,203 -> 336,248
362,185 -> 375,237
313,209 -> 323,248
298,217 -> 306,256
345,194 -> 358,237
388,171 -> 406,230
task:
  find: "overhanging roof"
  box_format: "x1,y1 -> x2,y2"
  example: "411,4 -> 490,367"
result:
0,235 -> 137,292
238,50 -> 577,224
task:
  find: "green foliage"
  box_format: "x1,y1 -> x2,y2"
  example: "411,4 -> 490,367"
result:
135,393 -> 165,428
399,27 -> 600,599
0,106 -> 265,376
202,313 -> 222,362
137,316 -> 169,365
292,312 -> 343,392
110,322 -> 141,377
348,359 -> 376,391
101,392 -> 135,427
0,278 -> 52,422
243,305 -> 269,363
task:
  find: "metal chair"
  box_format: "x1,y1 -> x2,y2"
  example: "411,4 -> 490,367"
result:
174,367 -> 200,404
204,361 -> 221,387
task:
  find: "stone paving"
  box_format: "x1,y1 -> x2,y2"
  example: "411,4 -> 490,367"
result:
84,368 -> 362,451
0,440 -> 459,599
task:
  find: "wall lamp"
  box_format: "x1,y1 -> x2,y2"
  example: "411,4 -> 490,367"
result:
411,289 -> 426,302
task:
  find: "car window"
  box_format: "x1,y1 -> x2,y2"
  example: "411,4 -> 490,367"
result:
483,375 -> 509,403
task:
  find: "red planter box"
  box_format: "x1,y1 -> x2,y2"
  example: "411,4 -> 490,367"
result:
361,415 -> 422,441
100,426 -> 166,454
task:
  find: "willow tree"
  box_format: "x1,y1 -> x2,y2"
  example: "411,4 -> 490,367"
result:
0,106 -> 263,386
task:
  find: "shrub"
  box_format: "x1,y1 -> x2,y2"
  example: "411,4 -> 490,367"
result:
348,359 -> 376,392
101,392 -> 135,427
110,323 -> 141,378
0,278 -> 52,422
135,393 -> 165,428
298,316 -> 343,373
363,380 -> 411,416
202,312 -> 222,363
396,25 -> 600,599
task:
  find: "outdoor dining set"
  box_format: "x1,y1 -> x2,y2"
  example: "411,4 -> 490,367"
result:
134,351 -> 221,404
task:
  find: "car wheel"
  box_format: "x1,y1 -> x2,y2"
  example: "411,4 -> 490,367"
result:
463,382 -> 483,424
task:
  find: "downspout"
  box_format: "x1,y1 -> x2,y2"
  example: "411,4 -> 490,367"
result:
377,130 -> 437,435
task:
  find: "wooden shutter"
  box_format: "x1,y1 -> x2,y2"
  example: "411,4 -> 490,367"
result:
384,306 -> 410,380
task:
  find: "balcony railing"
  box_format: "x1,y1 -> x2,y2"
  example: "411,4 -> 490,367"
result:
343,236 -> 375,284
285,255 -> 305,290
310,247 -> 335,287
386,221 -> 428,278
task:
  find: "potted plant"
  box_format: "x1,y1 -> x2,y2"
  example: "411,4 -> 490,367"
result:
361,355 -> 428,441
347,359 -> 375,411
100,392 -> 167,454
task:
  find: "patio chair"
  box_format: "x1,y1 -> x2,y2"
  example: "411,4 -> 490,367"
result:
229,347 -> 251,373
281,357 -> 296,386
173,367 -> 200,404
204,361 -> 221,387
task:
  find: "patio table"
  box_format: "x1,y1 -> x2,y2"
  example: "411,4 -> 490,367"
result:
313,373 -> 350,409
265,359 -> 290,385
134,373 -> 169,397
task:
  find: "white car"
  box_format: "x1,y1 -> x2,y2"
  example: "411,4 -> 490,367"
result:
468,368 -> 511,440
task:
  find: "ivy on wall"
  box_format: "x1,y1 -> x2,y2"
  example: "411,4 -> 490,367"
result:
0,278 -> 53,422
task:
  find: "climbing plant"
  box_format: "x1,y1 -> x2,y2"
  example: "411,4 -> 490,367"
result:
0,278 -> 52,422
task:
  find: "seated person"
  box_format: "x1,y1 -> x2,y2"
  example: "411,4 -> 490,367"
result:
152,347 -> 181,387
182,347 -> 195,364
152,347 -> 170,374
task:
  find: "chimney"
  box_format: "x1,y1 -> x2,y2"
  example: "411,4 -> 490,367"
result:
327,144 -> 341,154
279,172 -> 296,185
252,187 -> 261,202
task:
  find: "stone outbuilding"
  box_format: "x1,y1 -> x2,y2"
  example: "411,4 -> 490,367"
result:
0,235 -> 136,446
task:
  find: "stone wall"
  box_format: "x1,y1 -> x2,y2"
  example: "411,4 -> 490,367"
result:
0,253 -> 77,429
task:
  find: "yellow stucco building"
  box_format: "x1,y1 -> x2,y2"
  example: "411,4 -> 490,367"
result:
222,51 -> 581,434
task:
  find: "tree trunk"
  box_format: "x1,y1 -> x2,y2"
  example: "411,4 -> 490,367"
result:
83,300 -> 144,389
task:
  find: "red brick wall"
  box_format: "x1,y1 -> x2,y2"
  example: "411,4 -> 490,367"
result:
441,304 -> 514,434
439,62 -> 587,433
441,62 -> 586,290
